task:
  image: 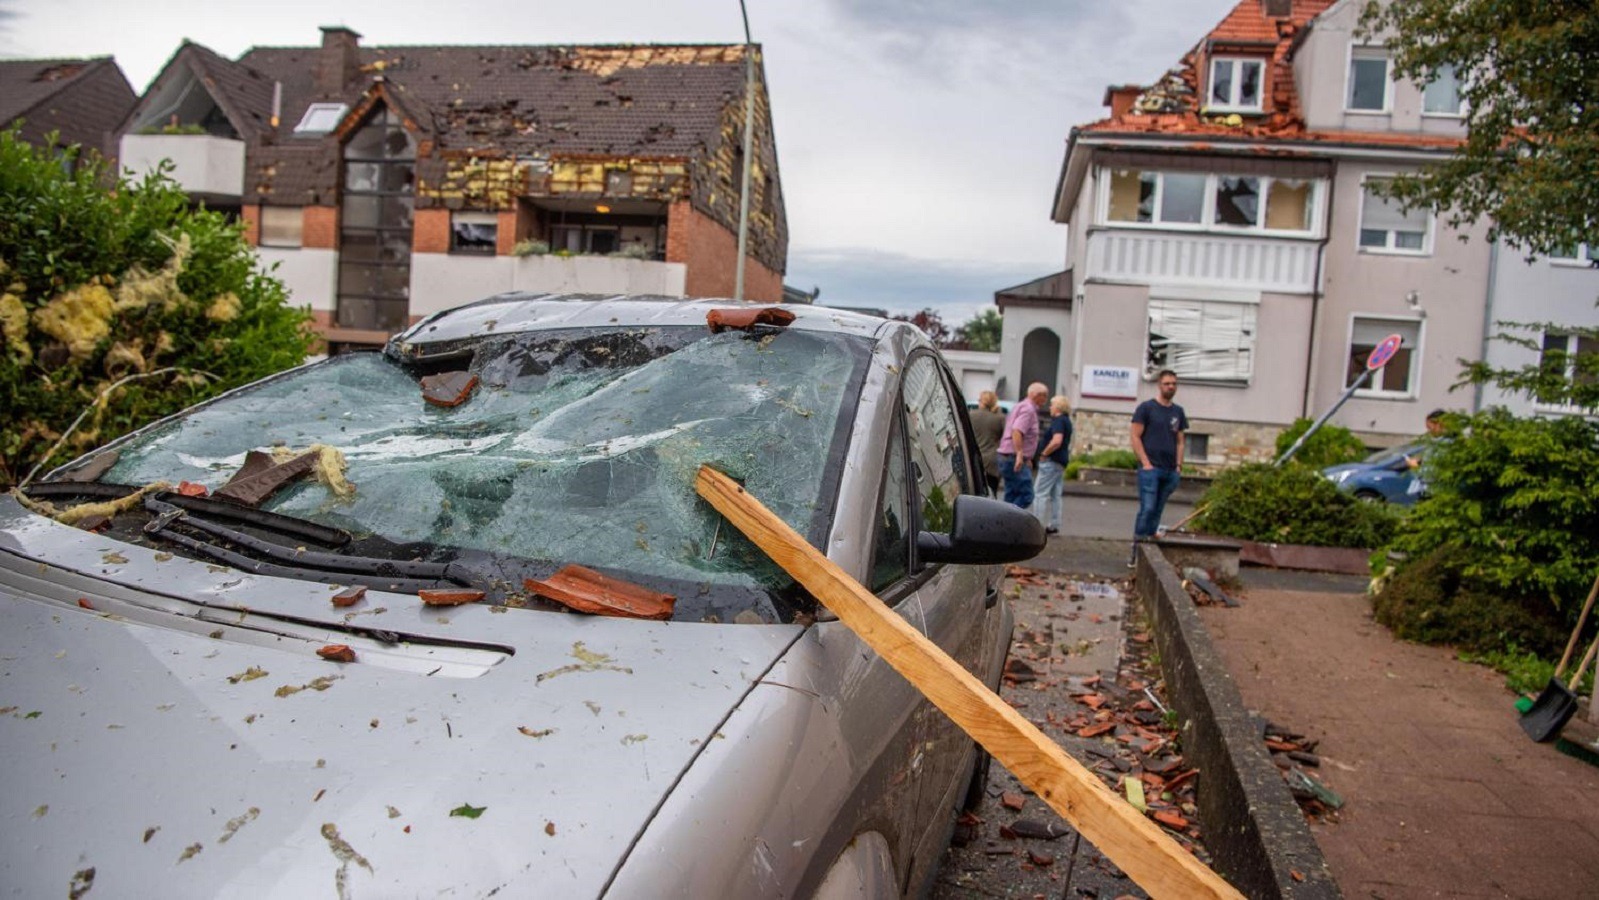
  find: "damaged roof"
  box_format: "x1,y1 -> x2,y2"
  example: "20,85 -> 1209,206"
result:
0,57 -> 136,152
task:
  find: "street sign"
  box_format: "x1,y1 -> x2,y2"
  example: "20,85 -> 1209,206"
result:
1366,333 -> 1404,371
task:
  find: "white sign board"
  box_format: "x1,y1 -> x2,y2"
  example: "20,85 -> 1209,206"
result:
1082,365 -> 1139,400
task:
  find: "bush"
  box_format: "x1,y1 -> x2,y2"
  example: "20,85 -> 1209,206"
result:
1372,547 -> 1569,658
1273,418 -> 1368,469
0,128 -> 313,486
1066,448 -> 1138,481
1194,463 -> 1399,549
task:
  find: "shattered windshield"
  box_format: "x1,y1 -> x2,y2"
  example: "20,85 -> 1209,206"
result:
100,325 -> 870,621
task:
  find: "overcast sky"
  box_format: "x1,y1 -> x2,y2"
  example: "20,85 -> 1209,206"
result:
0,0 -> 1235,327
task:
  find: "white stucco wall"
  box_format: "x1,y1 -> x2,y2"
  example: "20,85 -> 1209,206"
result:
408,254 -> 689,318
118,134 -> 245,199
1479,246 -> 1599,415
940,349 -> 1001,401
256,248 -> 337,313
997,305 -> 1072,404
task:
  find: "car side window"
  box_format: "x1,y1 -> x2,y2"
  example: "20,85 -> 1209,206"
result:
902,354 -> 971,539
868,414 -> 911,592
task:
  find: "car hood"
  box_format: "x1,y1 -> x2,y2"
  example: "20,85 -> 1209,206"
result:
0,499 -> 803,898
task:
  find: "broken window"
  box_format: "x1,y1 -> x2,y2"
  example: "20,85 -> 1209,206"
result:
100,325 -> 871,622
1106,169 -> 1318,234
1147,297 -> 1256,382
1213,176 -> 1260,228
1346,317 -> 1420,394
451,212 -> 499,254
869,416 -> 911,592
259,206 -> 303,248
1264,179 -> 1313,232
1348,47 -> 1390,112
1359,178 -> 1429,253
1107,169 -> 1155,223
1210,58 -> 1264,111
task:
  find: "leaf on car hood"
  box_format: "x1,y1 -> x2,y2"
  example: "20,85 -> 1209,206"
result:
449,803 -> 486,820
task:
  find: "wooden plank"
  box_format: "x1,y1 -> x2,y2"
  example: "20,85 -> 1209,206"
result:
695,466 -> 1244,900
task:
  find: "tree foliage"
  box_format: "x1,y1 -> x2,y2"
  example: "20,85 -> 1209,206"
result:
1359,0 -> 1599,254
1459,319 -> 1599,411
954,308 -> 1002,352
0,128 -> 313,486
1273,418 -> 1369,469
891,307 -> 953,347
1196,463 -> 1399,549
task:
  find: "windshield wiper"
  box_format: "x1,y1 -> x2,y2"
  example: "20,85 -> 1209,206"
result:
142,497 -> 470,592
24,482 -> 353,547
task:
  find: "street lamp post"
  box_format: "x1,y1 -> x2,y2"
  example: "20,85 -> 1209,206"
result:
734,0 -> 756,301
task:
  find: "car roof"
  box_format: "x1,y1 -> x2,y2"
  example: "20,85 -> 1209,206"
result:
392,293 -> 897,349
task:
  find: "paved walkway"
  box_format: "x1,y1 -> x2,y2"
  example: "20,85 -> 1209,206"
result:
1199,587 -> 1599,899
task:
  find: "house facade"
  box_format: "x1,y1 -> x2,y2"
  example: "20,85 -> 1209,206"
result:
117,28 -> 788,349
0,57 -> 135,158
1025,0 -> 1521,469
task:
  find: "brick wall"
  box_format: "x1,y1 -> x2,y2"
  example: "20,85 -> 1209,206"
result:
240,205 -> 261,247
303,206 -> 339,250
1072,410 -> 1284,475
413,208 -> 450,254
665,200 -> 782,301
495,210 -> 520,256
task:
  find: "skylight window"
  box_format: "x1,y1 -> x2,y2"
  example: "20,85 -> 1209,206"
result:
293,103 -> 349,135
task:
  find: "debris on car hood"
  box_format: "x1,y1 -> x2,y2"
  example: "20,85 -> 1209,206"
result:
705,306 -> 796,333
12,480 -> 169,526
419,371 -> 480,408
525,564 -> 676,620
213,445 -> 355,506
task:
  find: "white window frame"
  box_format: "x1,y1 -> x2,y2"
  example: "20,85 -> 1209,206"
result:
450,211 -> 499,255
1358,175 -> 1432,256
258,205 -> 303,249
1145,287 -> 1260,385
1421,63 -> 1466,118
1347,314 -> 1424,399
1536,331 -> 1598,415
1548,243 -> 1599,268
1207,57 -> 1266,113
1098,168 -> 1324,237
1346,45 -> 1392,113
293,102 -> 349,135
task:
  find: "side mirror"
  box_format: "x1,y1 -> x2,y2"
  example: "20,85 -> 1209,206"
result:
917,495 -> 1047,565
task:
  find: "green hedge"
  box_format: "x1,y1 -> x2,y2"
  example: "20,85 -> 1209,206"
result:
1194,463 -> 1399,549
0,129 -> 312,486
1273,417 -> 1367,469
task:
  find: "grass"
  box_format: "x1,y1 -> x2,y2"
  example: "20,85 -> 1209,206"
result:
1458,643 -> 1595,697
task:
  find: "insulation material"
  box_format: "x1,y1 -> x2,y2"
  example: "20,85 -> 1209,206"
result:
1147,299 -> 1256,382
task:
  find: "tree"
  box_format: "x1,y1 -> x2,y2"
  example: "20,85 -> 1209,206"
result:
955,308 -> 1002,352
892,308 -> 953,347
0,128 -> 313,486
1360,0 -> 1599,255
1459,318 -> 1599,411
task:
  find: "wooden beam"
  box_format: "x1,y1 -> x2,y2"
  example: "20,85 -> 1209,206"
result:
695,466 -> 1244,900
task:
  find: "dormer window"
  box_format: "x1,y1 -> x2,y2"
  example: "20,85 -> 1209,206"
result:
1209,58 -> 1264,112
294,103 -> 349,135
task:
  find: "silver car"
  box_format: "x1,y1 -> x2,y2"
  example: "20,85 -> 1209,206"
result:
0,295 -> 1042,898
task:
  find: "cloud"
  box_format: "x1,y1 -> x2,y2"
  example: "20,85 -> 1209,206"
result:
788,247 -> 1048,325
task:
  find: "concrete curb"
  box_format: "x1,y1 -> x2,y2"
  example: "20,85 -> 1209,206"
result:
1134,544 -> 1341,899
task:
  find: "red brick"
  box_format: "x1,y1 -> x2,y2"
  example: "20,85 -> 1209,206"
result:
303,206 -> 339,249
413,208 -> 450,254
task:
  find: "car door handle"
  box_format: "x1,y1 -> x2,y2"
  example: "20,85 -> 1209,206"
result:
984,586 -> 999,609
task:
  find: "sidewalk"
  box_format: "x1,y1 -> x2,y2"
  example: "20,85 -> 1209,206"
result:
1199,586 -> 1599,898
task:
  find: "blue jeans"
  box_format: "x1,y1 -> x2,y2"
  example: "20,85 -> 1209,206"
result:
999,453 -> 1034,509
1033,459 -> 1065,530
1134,466 -> 1181,540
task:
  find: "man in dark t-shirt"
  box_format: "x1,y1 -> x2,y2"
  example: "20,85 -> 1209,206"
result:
1129,369 -> 1189,566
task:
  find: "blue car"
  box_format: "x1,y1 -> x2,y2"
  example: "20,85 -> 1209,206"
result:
1322,443 -> 1426,504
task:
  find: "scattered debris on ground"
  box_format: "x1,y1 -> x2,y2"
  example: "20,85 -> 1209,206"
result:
1261,721 -> 1344,823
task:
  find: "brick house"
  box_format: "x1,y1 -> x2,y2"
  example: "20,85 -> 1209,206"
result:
0,57 -> 136,158
117,28 -> 788,348
1020,0 -> 1523,468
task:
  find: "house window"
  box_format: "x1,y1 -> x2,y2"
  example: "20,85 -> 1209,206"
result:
1539,332 -> 1598,410
259,206 -> 302,248
451,212 -> 498,254
1209,58 -> 1264,111
1186,433 -> 1211,463
1348,47 -> 1391,112
552,224 -> 620,255
1147,297 -> 1256,383
1423,64 -> 1464,116
1359,178 -> 1430,253
294,103 -> 349,135
1346,317 -> 1421,395
1549,243 -> 1599,266
1105,169 -> 1320,235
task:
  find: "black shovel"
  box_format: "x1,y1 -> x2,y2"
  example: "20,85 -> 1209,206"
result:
1522,633 -> 1599,742
1520,574 -> 1599,740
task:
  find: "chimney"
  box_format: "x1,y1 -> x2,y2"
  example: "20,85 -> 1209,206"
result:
315,26 -> 362,95
1263,0 -> 1293,18
1103,85 -> 1143,119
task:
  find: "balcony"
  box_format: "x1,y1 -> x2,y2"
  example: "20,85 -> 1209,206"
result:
118,133 -> 245,202
408,253 -> 687,319
1085,229 -> 1319,295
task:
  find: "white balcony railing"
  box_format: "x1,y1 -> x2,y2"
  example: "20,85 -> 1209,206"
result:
1085,229 -> 1320,294
118,134 -> 246,200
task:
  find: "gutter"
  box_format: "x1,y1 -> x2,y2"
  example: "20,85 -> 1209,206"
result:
1474,236 -> 1501,412
1072,132 -> 1462,164
1302,159 -> 1337,420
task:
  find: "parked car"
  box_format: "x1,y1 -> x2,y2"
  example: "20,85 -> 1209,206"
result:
0,294 -> 1043,898
1322,442 -> 1427,504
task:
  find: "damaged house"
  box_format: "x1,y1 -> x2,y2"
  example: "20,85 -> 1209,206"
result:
116,27 -> 788,348
1025,0 -> 1595,465
1,57 -> 136,158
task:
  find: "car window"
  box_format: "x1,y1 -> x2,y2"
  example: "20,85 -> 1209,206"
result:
97,325 -> 871,618
868,416 -> 911,592
1365,443 -> 1422,467
902,354 -> 971,542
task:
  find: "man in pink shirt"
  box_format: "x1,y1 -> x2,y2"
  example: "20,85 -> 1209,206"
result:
997,382 -> 1048,508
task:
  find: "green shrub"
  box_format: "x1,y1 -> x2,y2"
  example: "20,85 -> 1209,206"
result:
1066,448 -> 1138,481
1373,547 -> 1569,658
1273,418 -> 1368,469
1194,463 -> 1399,549
0,128 -> 313,486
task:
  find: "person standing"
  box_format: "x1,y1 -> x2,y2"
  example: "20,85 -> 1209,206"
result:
968,390 -> 1006,494
1130,369 -> 1187,566
997,383 -> 1048,509
1032,396 -> 1072,535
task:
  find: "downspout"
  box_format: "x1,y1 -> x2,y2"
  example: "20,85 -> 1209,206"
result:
1474,236 -> 1500,411
1301,159 -> 1338,420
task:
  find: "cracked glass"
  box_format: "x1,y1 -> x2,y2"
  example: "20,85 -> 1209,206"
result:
102,326 -> 870,618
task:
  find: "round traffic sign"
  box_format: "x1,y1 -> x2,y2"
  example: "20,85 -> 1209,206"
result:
1366,333 -> 1404,371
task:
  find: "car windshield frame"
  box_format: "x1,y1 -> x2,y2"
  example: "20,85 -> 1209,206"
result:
78,323 -> 873,623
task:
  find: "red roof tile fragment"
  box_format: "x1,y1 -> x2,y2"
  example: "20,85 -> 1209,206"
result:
705,306 -> 795,333
524,565 -> 675,620
331,586 -> 367,608
317,644 -> 357,663
419,588 -> 486,606
420,371 -> 480,407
